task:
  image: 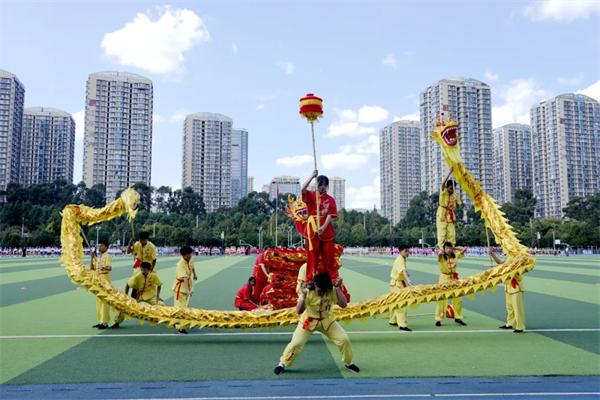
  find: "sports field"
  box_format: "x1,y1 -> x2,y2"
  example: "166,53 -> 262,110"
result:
0,254 -> 598,398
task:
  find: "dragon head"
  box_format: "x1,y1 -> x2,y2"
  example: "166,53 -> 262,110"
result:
431,117 -> 461,165
286,194 -> 309,222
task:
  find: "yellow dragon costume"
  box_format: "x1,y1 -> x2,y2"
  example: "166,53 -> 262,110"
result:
59,119 -> 535,329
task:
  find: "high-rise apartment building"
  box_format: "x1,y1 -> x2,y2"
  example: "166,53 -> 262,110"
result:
330,176 -> 346,210
182,112 -> 232,212
380,120 -> 421,224
21,107 -> 75,185
231,128 -> 248,206
0,69 -> 25,194
269,176 -> 300,200
420,78 -> 493,199
83,71 -> 153,200
492,123 -> 533,205
531,94 -> 599,217
247,176 -> 254,193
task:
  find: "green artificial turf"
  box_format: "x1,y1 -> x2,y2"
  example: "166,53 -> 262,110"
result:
0,254 -> 598,384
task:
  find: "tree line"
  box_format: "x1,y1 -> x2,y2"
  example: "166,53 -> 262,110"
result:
1,181 -> 598,248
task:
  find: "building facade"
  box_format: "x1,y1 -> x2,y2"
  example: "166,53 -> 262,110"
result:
21,107 -> 75,185
420,78 -> 493,199
182,112 -> 232,212
269,176 -> 300,200
531,94 -> 600,218
231,128 -> 248,206
492,123 -> 532,205
247,176 -> 254,193
0,69 -> 25,194
380,120 -> 421,224
83,71 -> 153,200
330,176 -> 346,210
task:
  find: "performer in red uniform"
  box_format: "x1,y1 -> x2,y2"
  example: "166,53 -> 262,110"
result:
301,170 -> 337,282
252,251 -> 269,297
234,277 -> 259,311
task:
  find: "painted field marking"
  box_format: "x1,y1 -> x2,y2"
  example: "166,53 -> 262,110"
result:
111,392 -> 600,400
1,328 -> 597,340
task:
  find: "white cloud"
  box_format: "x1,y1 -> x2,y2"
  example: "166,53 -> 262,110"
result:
346,177 -> 381,210
256,104 -> 265,111
231,43 -> 239,54
357,105 -> 389,123
576,80 -> 600,101
321,135 -> 379,170
326,106 -> 389,137
278,61 -> 295,75
491,79 -> 548,128
101,7 -> 210,74
338,135 -> 380,155
171,111 -> 188,122
321,152 -> 369,170
327,121 -> 375,137
382,53 -> 397,69
153,113 -> 165,123
276,154 -> 313,168
393,111 -> 420,122
558,75 -> 583,86
523,0 -> 600,22
72,109 -> 85,139
484,70 -> 499,82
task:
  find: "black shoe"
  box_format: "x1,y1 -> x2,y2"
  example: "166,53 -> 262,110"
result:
97,324 -> 108,330
109,323 -> 120,329
435,321 -> 441,327
388,322 -> 398,326
92,323 -> 102,328
345,363 -> 360,373
513,329 -> 524,333
455,319 -> 467,326
399,327 -> 412,332
499,325 -> 513,330
274,364 -> 285,375
178,329 -> 188,334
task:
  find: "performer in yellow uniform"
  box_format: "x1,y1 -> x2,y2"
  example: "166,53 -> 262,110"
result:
489,250 -> 526,333
127,231 -> 157,271
90,239 -> 112,329
435,242 -> 467,326
389,245 -> 413,331
437,170 -> 462,249
111,262 -> 164,328
172,246 -> 197,334
274,272 -> 359,375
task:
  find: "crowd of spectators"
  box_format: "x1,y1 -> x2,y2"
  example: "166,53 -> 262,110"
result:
0,245 -> 597,257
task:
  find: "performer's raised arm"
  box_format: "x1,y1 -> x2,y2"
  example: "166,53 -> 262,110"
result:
301,169 -> 318,194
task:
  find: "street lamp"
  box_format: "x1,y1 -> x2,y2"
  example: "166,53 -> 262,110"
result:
258,226 -> 263,249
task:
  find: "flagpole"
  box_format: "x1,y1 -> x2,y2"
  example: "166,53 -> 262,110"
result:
275,183 -> 279,247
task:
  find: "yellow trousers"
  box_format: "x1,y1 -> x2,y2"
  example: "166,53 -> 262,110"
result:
280,321 -> 353,367
96,298 -> 111,324
388,286 -> 407,327
435,274 -> 463,321
174,293 -> 190,308
437,220 -> 456,249
505,291 -> 525,330
95,274 -> 111,324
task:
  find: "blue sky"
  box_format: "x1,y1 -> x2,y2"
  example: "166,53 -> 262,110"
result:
1,0 -> 598,208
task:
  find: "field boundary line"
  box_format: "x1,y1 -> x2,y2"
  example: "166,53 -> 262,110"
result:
111,392 -> 600,399
1,328 -> 597,339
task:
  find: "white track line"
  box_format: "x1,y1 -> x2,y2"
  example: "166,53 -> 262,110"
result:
113,393 -> 600,400
0,328 -> 597,339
